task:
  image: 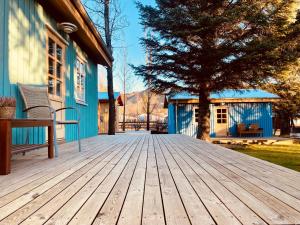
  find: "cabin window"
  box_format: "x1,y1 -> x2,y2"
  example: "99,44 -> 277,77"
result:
194,107 -> 199,123
75,57 -> 86,103
47,32 -> 65,100
216,108 -> 227,124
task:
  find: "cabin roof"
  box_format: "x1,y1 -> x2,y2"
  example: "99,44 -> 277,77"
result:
168,89 -> 279,104
98,92 -> 123,106
40,0 -> 113,67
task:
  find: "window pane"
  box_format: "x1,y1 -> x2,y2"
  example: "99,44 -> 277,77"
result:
222,109 -> 226,113
48,58 -> 54,75
57,45 -> 62,62
48,77 -> 54,94
77,73 -> 81,86
48,38 -> 55,56
56,63 -> 62,78
217,109 -> 221,113
222,119 -> 227,123
81,75 -> 85,87
81,63 -> 84,74
217,114 -> 221,118
222,114 -> 227,119
217,119 -> 222,124
56,80 -> 62,97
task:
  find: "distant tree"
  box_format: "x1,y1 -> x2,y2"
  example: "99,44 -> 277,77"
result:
133,0 -> 300,140
265,62 -> 300,136
84,0 -> 128,135
141,89 -> 158,130
117,45 -> 136,131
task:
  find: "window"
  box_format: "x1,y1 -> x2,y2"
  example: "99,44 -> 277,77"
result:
216,108 -> 227,124
47,32 -> 65,99
75,58 -> 86,103
194,107 -> 199,123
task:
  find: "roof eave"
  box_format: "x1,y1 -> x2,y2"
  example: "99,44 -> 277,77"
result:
40,0 -> 113,67
168,98 -> 280,104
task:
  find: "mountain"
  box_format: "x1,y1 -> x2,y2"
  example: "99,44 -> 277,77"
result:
118,90 -> 167,122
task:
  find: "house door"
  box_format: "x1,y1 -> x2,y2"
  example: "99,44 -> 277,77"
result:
99,103 -> 109,134
214,107 -> 228,137
46,29 -> 66,141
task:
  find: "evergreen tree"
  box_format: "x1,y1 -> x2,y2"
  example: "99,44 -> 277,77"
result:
133,0 -> 300,140
265,62 -> 300,136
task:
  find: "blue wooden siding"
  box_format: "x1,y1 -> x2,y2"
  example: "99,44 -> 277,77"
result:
226,103 -> 273,137
3,0 -> 46,144
0,0 -> 99,144
0,0 -> 9,97
168,103 -> 273,137
65,42 -> 98,142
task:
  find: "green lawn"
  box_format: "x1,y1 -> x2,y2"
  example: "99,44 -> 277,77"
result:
225,144 -> 300,172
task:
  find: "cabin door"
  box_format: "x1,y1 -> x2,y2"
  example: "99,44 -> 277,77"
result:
214,107 -> 228,137
46,29 -> 66,141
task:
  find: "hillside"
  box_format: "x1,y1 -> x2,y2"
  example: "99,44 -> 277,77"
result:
118,90 -> 168,122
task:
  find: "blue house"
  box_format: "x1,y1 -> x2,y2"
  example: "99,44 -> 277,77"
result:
167,89 -> 279,137
0,0 -> 112,144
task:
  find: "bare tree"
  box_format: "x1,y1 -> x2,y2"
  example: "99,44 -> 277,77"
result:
83,0 -> 128,135
116,46 -> 136,131
141,90 -> 158,130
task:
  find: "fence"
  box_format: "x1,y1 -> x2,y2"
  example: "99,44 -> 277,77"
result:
118,121 -> 168,133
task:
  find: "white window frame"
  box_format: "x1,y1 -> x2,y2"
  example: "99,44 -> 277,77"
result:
75,57 -> 86,104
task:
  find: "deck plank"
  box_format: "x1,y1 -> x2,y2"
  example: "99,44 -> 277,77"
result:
67,136 -> 144,225
141,135 -> 165,225
117,136 -> 148,225
0,134 -> 299,225
166,135 -> 300,225
23,136 -> 141,225
153,135 -> 191,225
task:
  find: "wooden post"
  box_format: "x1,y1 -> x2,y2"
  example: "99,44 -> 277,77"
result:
0,120 -> 12,175
48,122 -> 54,159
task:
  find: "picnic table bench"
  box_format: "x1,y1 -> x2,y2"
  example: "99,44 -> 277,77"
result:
237,123 -> 263,137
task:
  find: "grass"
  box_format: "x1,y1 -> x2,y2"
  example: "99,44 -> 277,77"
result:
225,144 -> 300,172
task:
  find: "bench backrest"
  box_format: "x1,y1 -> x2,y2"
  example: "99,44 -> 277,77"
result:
237,123 -> 246,132
249,123 -> 260,130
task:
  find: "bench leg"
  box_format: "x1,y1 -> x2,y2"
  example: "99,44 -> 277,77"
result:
48,124 -> 54,159
77,122 -> 81,152
0,120 -> 12,175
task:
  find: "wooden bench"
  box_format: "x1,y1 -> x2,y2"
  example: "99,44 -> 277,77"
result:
0,118 -> 54,175
237,123 -> 263,137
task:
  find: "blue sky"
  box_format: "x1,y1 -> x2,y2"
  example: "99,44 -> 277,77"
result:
99,0 -> 156,92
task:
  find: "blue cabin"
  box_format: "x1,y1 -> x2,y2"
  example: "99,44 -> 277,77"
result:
0,0 -> 112,144
167,89 -> 279,138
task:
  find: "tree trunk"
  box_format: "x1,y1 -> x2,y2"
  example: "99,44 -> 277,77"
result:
107,67 -> 115,135
146,90 -> 150,131
104,0 -> 115,135
279,111 -> 290,137
196,90 -> 211,141
122,92 -> 126,131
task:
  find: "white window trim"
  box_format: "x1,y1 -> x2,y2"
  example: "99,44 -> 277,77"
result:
75,57 -> 87,105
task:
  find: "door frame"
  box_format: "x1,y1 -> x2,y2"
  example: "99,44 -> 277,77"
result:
214,106 -> 229,137
46,27 -> 67,141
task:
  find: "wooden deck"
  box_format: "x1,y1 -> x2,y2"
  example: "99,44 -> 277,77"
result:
0,134 -> 300,225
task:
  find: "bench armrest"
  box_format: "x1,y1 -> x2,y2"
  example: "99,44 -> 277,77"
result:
55,107 -> 80,121
23,105 -> 55,114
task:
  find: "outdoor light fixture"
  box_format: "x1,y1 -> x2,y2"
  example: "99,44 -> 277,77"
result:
57,22 -> 78,34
